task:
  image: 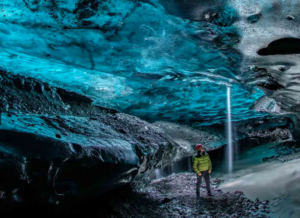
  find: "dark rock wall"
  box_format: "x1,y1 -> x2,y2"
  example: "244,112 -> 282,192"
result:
0,70 -> 185,203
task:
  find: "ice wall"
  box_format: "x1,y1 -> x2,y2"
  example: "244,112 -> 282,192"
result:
2,0 -> 297,124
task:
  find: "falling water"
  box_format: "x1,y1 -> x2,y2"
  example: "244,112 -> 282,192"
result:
227,86 -> 233,173
155,168 -> 162,179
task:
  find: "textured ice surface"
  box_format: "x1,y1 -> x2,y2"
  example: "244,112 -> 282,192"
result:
154,121 -> 226,151
0,110 -> 183,197
2,0 -> 298,124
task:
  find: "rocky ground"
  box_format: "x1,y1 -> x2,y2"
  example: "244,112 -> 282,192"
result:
110,173 -> 272,218
0,173 -> 272,218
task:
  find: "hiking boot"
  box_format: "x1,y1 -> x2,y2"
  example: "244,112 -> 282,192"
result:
206,192 -> 215,197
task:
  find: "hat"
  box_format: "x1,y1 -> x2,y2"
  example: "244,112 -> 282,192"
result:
195,144 -> 203,150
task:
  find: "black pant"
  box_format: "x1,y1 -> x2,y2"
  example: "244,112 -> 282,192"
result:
196,170 -> 211,195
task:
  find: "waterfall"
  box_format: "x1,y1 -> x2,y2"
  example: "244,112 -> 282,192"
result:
155,168 -> 162,179
227,86 -> 233,173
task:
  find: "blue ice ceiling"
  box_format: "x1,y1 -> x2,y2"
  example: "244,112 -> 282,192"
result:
2,0 -> 295,125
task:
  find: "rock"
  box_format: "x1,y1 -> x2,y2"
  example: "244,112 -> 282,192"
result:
234,190 -> 243,195
247,13 -> 262,23
13,77 -> 25,89
174,206 -> 182,211
161,197 -> 172,204
202,6 -> 238,26
0,98 -> 9,111
262,200 -> 269,205
24,79 -> 34,91
34,82 -> 44,94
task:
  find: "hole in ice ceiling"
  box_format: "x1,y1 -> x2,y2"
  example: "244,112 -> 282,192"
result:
258,38 -> 300,56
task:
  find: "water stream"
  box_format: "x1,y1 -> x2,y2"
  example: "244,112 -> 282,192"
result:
227,86 -> 233,173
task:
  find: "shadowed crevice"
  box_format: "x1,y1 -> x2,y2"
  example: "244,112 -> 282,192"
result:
258,38 -> 300,56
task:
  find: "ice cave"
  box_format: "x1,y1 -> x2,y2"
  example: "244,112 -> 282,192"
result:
0,0 -> 300,217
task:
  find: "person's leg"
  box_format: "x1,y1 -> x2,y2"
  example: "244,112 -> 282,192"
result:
196,174 -> 202,196
203,171 -> 211,194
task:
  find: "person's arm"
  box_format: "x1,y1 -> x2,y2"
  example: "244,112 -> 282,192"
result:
208,155 -> 212,172
193,157 -> 200,174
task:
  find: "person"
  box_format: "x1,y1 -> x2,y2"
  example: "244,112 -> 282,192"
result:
192,144 -> 214,198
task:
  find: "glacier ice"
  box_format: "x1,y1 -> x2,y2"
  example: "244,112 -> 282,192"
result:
1,0 -> 299,124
